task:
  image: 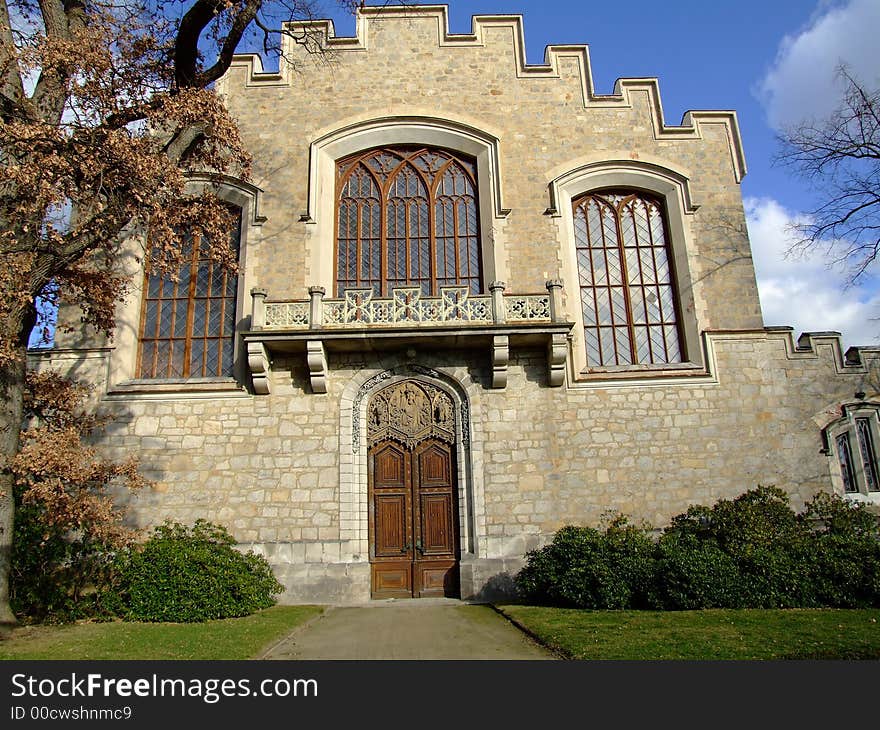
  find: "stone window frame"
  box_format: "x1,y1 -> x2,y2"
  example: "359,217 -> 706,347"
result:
549,160 -> 703,380
107,175 -> 264,396
824,404 -> 880,504
304,116 -> 511,293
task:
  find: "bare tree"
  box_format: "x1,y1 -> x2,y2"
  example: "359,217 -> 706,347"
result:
777,67 -> 880,283
0,0 -> 367,625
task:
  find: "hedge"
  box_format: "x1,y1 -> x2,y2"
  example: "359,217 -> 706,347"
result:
516,487 -> 880,610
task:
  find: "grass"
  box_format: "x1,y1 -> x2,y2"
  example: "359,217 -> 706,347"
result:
5,604 -> 879,661
498,606 -> 880,660
0,605 -> 323,660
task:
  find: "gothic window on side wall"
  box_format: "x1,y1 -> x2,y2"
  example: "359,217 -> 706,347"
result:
827,408 -> 880,497
335,147 -> 483,297
572,190 -> 684,367
136,207 -> 242,379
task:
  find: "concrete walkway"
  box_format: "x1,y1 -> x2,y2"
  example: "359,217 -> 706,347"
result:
259,599 -> 556,660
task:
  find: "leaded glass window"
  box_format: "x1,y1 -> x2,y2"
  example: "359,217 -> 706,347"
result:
137,208 -> 241,379
836,433 -> 858,493
856,417 -> 880,492
336,147 -> 482,296
573,191 -> 682,367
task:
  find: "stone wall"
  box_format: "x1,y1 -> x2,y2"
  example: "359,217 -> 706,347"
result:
32,328 -> 880,602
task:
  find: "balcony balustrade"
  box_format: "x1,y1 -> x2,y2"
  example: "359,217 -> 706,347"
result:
243,281 -> 571,394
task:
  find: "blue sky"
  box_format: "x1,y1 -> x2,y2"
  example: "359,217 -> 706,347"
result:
318,0 -> 880,348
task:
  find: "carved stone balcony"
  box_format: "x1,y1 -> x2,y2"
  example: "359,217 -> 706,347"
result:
243,281 -> 573,394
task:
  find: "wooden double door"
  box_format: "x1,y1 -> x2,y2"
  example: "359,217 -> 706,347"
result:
369,438 -> 460,598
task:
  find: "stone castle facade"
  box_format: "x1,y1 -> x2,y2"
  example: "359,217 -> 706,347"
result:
34,5 -> 880,602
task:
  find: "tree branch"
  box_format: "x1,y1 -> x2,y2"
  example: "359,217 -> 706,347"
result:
175,0 -> 234,89
196,0 -> 262,88
0,0 -> 25,122
162,120 -> 211,162
777,66 -> 880,283
30,0 -> 87,125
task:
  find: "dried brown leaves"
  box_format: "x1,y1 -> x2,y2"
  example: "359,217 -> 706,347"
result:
0,0 -> 251,365
12,371 -> 148,548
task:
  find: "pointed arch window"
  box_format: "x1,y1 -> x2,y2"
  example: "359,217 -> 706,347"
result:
136,208 -> 241,379
335,147 -> 483,296
573,191 -> 683,367
826,407 -> 880,497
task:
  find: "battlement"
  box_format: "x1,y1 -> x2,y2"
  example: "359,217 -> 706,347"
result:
222,4 -> 745,181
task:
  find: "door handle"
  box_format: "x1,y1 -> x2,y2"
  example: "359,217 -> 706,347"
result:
415,540 -> 424,555
401,542 -> 412,553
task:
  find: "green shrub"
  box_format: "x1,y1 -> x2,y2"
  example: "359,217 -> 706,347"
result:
517,487 -> 880,610
799,492 -> 880,607
106,520 -> 283,622
515,516 -> 655,609
651,532 -> 746,609
662,487 -> 814,608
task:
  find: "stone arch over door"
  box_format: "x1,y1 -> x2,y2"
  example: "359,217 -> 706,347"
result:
338,363 -> 486,599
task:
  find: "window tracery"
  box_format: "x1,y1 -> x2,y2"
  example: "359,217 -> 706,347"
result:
572,190 -> 683,367
826,406 -> 880,498
336,147 -> 482,296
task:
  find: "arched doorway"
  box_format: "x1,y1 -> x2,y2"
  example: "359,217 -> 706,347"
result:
367,379 -> 460,598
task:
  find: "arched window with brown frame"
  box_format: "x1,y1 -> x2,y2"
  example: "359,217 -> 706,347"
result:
335,147 -> 483,296
573,190 -> 683,366
136,207 -> 242,379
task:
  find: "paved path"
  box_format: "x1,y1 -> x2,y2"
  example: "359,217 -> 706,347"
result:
259,599 -> 556,660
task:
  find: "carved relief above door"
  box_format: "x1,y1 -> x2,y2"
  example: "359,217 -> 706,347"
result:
368,380 -> 460,598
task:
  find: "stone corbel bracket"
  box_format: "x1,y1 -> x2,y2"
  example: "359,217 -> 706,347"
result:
547,333 -> 567,387
307,340 -> 328,394
247,341 -> 271,394
491,335 -> 509,389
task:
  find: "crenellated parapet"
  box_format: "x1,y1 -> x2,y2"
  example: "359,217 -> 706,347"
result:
221,4 -> 746,182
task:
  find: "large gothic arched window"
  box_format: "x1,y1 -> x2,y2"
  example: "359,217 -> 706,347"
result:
573,191 -> 683,366
335,147 -> 483,296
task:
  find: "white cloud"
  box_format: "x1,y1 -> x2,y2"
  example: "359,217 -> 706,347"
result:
745,196 -> 880,348
758,0 -> 880,129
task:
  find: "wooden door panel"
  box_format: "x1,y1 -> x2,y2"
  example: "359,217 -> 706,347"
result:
415,561 -> 459,598
372,563 -> 412,598
374,494 -> 408,557
370,428 -> 460,599
419,493 -> 455,556
417,444 -> 452,487
412,439 -> 459,598
370,440 -> 415,598
373,443 -> 407,488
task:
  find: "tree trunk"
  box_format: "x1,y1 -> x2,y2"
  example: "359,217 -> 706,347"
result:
0,314 -> 32,626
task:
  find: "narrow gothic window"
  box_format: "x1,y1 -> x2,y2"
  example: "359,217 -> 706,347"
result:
836,433 -> 858,493
335,147 -> 482,296
572,191 -> 683,367
856,417 -> 880,492
137,208 -> 241,378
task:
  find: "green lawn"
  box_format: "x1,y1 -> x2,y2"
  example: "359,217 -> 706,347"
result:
499,606 -> 880,660
0,605 -> 323,660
